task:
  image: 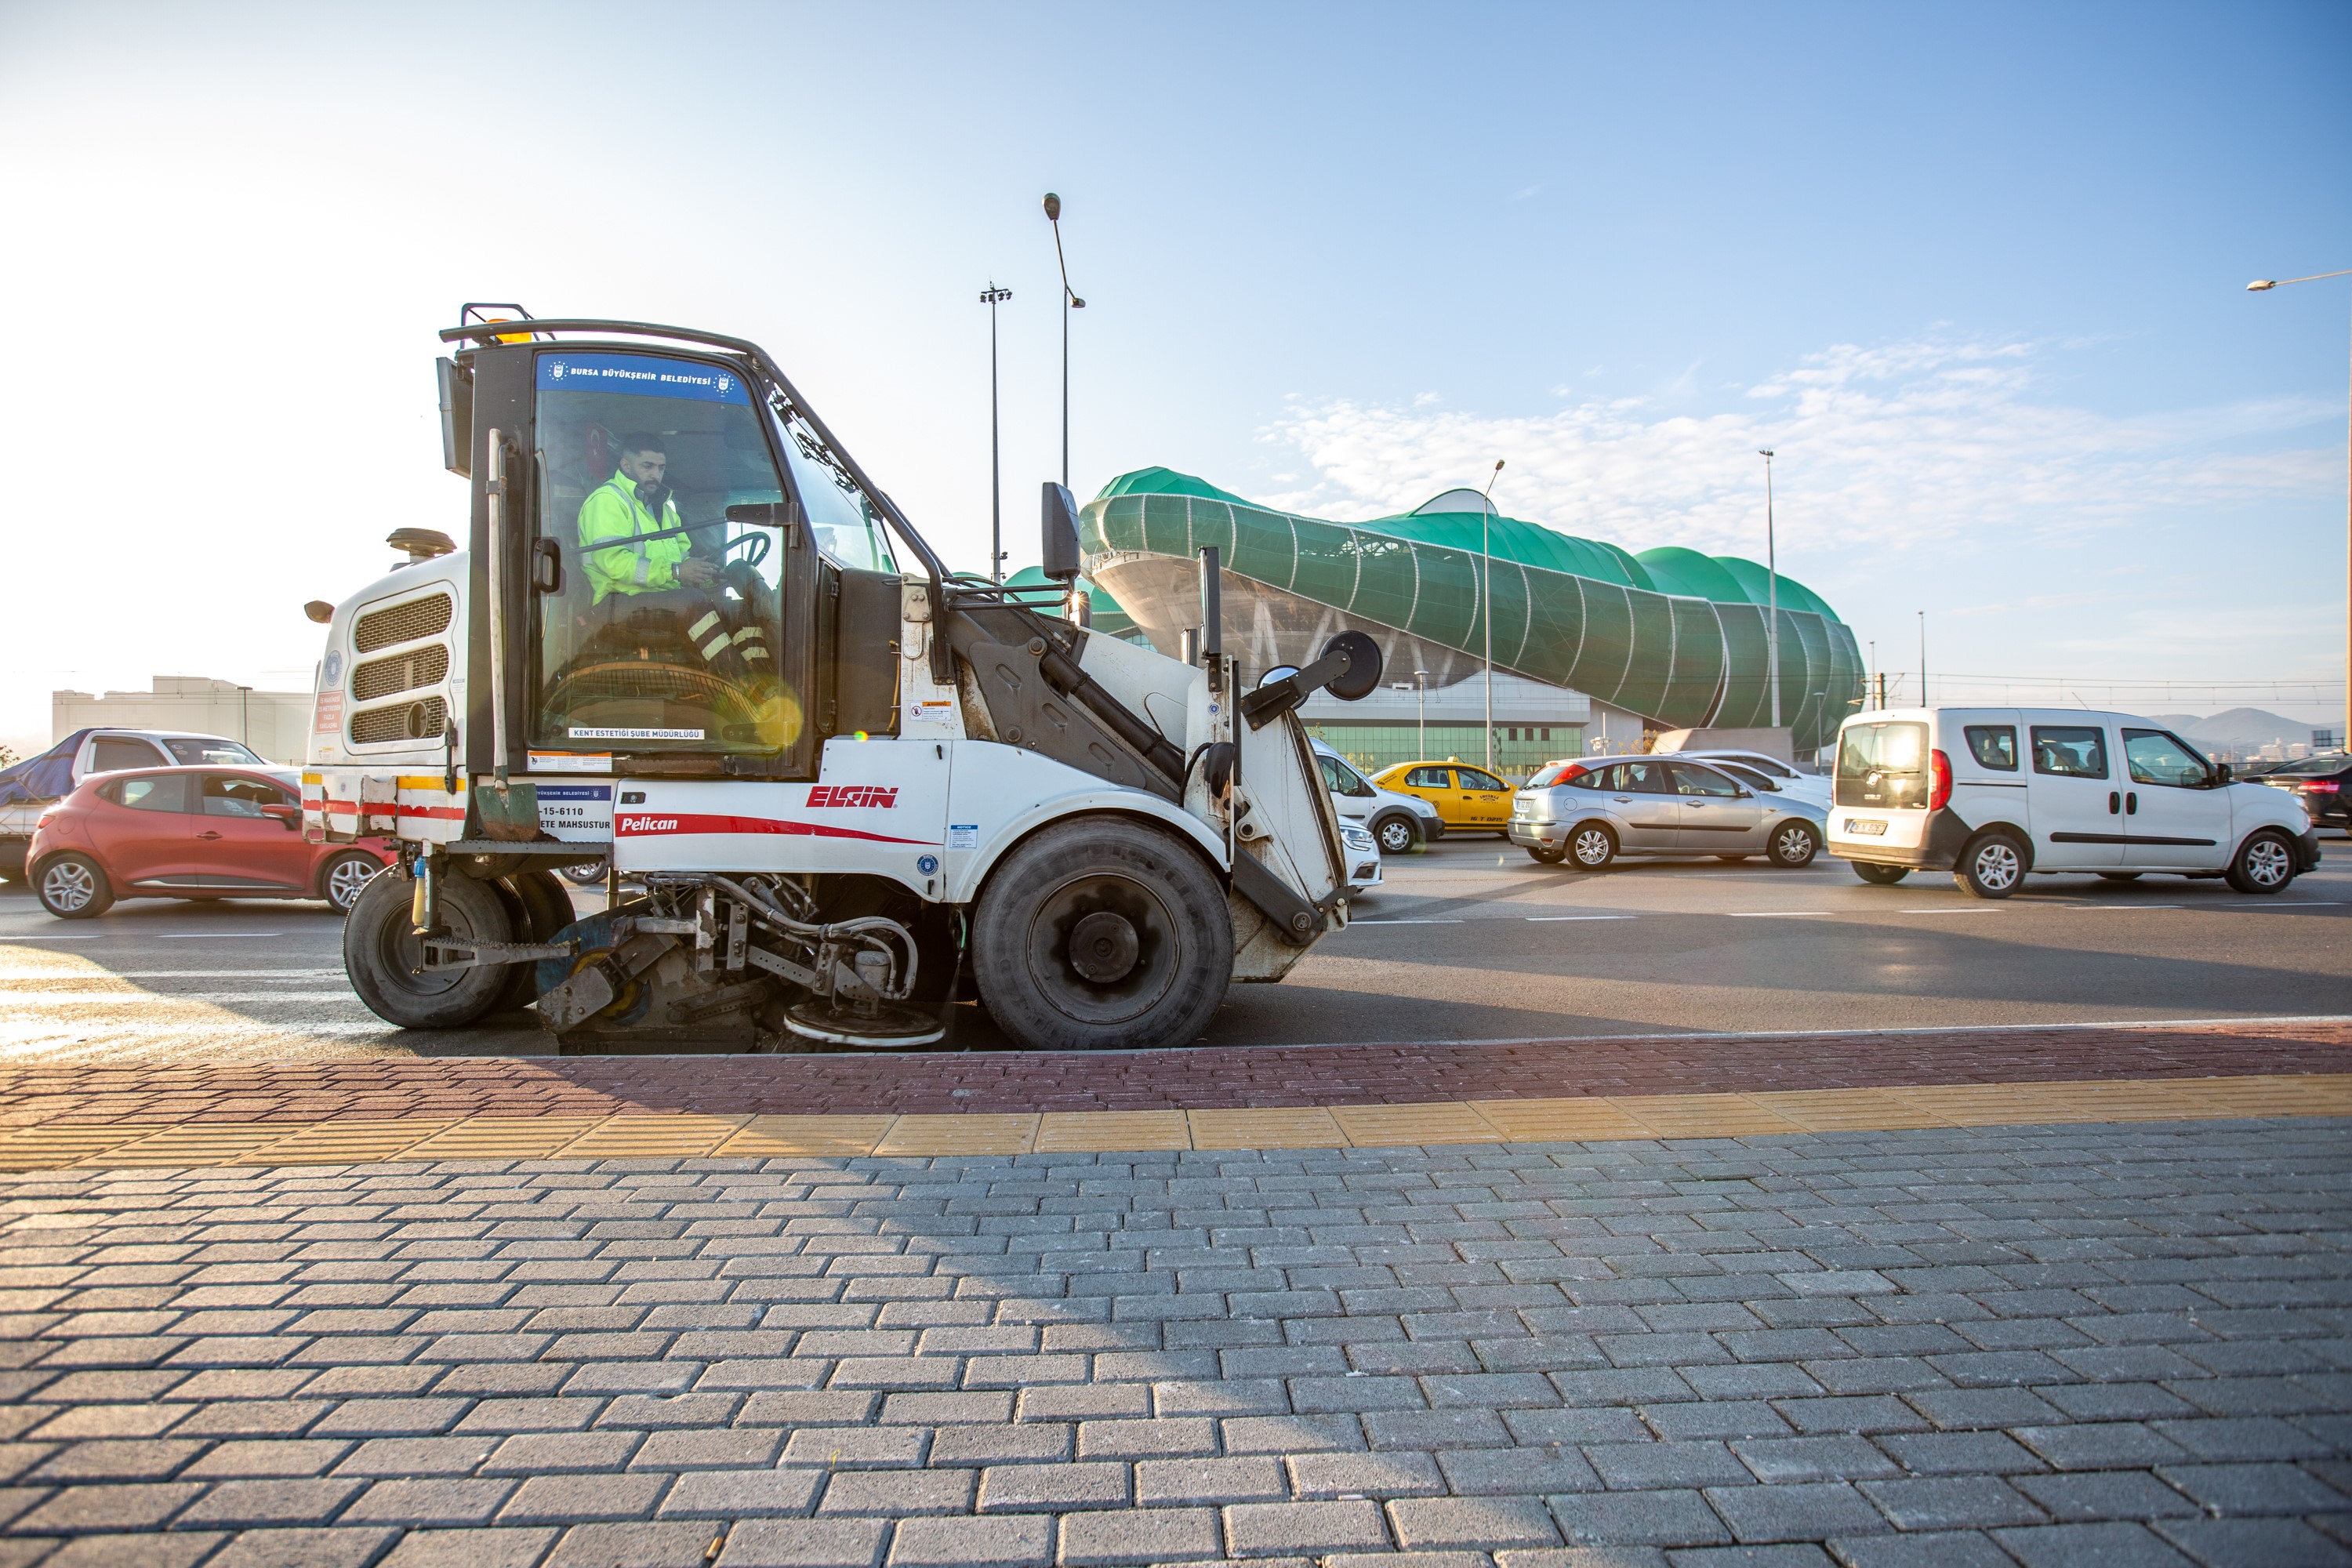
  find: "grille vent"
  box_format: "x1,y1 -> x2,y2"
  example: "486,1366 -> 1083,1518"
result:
354,592 -> 454,653
350,696 -> 447,746
352,644 -> 450,702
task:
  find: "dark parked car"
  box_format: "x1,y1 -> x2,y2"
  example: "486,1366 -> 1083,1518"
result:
2256,753 -> 2350,829
27,766 -> 394,919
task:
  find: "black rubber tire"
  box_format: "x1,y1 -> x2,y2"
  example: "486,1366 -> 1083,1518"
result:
498,869 -> 576,1011
2096,872 -> 2143,883
318,851 -> 383,916
34,853 -> 113,919
1852,862 -> 1910,886
1566,822 -> 1617,872
1526,844 -> 1567,865
1768,819 -> 1820,869
2225,830 -> 2297,895
558,860 -> 606,887
1372,814 -> 1421,855
1955,832 -> 2027,899
972,815 -> 1233,1051
344,867 -> 514,1029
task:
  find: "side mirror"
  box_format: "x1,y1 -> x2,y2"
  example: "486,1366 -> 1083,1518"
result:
1040,483 -> 1082,583
262,802 -> 300,831
2215,763 -> 2233,786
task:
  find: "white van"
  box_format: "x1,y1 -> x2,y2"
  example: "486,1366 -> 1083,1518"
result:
1829,707 -> 2321,898
1310,740 -> 1444,853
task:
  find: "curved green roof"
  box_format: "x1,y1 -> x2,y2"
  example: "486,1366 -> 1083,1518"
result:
1080,467 -> 1862,750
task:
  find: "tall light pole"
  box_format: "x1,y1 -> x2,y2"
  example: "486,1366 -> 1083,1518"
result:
1414,668 -> 1429,758
979,283 -> 1012,584
2248,268 -> 2352,744
1918,610 -> 1928,707
1043,194 -> 1085,490
1758,448 -> 1780,729
1480,460 -> 1504,771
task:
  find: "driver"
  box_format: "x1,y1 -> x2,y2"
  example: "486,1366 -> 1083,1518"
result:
578,434 -> 771,675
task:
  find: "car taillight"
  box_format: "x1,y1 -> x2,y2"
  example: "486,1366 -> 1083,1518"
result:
2302,780 -> 2339,793
34,813 -> 55,829
1929,749 -> 1953,811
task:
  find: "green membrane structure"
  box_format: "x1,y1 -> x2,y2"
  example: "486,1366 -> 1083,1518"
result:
1082,467 -> 1863,754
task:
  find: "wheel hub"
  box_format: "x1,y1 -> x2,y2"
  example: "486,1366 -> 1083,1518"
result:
1068,910 -> 1141,983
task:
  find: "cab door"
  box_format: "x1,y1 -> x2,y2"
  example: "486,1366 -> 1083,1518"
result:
1454,765 -> 1512,829
1388,764 -> 1465,826
2027,722 -> 2125,869
2118,729 -> 2233,871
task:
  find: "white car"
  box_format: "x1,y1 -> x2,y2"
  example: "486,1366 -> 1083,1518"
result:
1338,820 -> 1382,895
1661,749 -> 1830,809
1311,740 -> 1444,853
1828,706 -> 2321,898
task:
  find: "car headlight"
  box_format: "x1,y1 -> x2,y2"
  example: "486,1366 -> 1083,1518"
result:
1340,825 -> 1376,851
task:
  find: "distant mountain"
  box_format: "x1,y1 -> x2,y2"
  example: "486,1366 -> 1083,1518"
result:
2147,707 -> 2335,751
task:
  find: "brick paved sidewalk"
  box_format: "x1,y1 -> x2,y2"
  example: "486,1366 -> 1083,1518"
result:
0,1018 -> 2346,1129
0,1120 -> 2347,1566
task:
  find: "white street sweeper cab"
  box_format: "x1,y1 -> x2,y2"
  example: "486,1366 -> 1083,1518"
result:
303,309 -> 1382,1052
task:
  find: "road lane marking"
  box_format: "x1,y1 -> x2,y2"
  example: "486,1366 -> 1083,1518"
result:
1726,911 -> 1836,918
1349,918 -> 1465,925
1896,907 -> 2000,914
1526,915 -> 1638,922
157,931 -> 292,939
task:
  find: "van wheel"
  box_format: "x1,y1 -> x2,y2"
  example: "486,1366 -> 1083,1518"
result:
344,869 -> 514,1029
1768,822 -> 1820,869
1955,832 -> 2027,899
2225,830 -> 2296,895
1526,844 -> 1567,865
973,816 -> 1233,1051
1374,815 -> 1421,855
1566,823 -> 1617,871
1853,862 -> 1909,885
35,855 -> 112,920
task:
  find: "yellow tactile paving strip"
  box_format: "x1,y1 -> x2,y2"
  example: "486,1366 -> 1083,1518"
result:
1,1073 -> 2348,1172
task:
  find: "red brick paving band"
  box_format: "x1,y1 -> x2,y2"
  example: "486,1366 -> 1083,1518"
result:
0,1019 -> 2345,1130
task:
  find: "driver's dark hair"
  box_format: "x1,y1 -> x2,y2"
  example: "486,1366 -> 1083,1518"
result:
619,433 -> 666,456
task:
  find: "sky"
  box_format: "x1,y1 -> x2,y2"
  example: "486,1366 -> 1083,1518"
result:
2,0 -> 2347,757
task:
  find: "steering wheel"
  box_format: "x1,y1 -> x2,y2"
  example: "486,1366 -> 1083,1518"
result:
719,529 -> 771,570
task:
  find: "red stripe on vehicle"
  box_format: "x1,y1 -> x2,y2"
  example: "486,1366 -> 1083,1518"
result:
615,812 -> 935,847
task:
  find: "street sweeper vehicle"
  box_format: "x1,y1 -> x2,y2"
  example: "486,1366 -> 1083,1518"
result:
302,309 -> 1382,1052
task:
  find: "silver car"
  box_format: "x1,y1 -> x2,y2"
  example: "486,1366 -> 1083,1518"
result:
1509,757 -> 1826,870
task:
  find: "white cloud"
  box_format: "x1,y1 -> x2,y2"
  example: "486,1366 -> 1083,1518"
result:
1257,334 -> 2339,558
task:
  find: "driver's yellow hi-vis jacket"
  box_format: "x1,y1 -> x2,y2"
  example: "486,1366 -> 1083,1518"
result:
578,470 -> 690,604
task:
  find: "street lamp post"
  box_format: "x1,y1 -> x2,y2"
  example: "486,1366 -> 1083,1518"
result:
2248,268 -> 2352,744
1414,668 -> 1429,758
1043,194 -> 1086,490
1480,460 -> 1504,772
1757,448 -> 1780,729
980,284 -> 1012,584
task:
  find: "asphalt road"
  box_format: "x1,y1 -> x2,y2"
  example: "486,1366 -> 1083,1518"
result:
2,834 -> 2345,1065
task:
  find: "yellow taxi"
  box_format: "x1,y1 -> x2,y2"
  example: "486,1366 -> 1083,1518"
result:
1370,758 -> 1514,833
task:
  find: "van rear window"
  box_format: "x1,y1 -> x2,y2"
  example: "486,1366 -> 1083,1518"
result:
1964,725 -> 2018,771
1836,720 -> 1929,809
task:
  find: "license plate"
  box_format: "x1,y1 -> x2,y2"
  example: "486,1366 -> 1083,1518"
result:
1844,818 -> 1888,836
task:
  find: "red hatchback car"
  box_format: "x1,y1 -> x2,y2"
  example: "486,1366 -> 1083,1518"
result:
28,766 -> 394,920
